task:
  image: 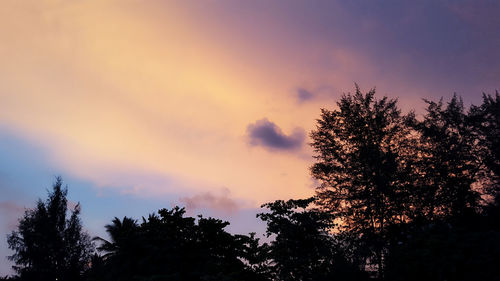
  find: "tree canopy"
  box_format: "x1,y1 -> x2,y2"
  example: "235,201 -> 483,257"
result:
310,86 -> 414,274
310,87 -> 500,278
89,207 -> 268,281
7,177 -> 93,281
258,198 -> 368,281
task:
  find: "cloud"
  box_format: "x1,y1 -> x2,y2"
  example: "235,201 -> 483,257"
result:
180,189 -> 238,213
297,88 -> 315,102
247,118 -> 305,151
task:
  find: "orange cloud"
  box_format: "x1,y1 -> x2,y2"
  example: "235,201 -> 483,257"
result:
0,0 -> 320,205
1,0 -> 457,206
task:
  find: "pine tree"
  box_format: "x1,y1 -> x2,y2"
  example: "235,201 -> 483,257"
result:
7,177 -> 93,281
309,86 -> 413,276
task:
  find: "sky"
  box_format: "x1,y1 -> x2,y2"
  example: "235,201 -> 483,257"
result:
1,0 -> 499,275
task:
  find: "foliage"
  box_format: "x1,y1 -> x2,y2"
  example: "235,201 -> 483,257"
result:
411,95 -> 480,220
470,92 -> 500,198
258,198 -> 368,281
7,177 -> 93,281
309,87 -> 500,277
309,86 -> 414,275
382,92 -> 500,281
90,207 -> 268,281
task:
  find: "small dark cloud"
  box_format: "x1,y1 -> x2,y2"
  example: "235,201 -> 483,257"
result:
295,86 -> 337,104
247,118 -> 305,151
180,189 -> 238,213
297,88 -> 315,102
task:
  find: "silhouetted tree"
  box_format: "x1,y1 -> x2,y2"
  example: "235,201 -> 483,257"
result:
411,95 -> 480,220
7,177 -> 93,281
309,86 -> 414,276
93,216 -> 139,260
258,198 -> 368,281
236,232 -> 272,280
308,86 -> 500,279
470,92 -> 500,201
381,93 -> 500,280
91,207 -> 267,281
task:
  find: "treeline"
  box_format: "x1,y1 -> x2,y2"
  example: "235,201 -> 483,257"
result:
3,87 -> 500,281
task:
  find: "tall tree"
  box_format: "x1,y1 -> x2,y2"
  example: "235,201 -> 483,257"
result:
414,95 -> 480,220
309,86 -> 413,275
470,92 -> 500,201
7,177 -> 93,281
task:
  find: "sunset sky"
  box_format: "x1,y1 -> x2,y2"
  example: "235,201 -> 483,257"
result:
1,0 -> 499,275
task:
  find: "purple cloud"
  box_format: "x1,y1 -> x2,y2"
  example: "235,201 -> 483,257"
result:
180,190 -> 238,213
247,118 -> 305,151
297,88 -> 315,102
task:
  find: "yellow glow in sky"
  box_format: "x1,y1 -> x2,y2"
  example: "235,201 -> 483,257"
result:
0,0 -> 325,205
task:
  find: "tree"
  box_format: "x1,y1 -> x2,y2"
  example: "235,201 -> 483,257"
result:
7,177 -> 93,281
411,95 -> 480,220
92,207 -> 267,281
93,216 -> 139,261
470,92 -> 500,202
309,86 -> 413,276
258,198 -> 368,281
